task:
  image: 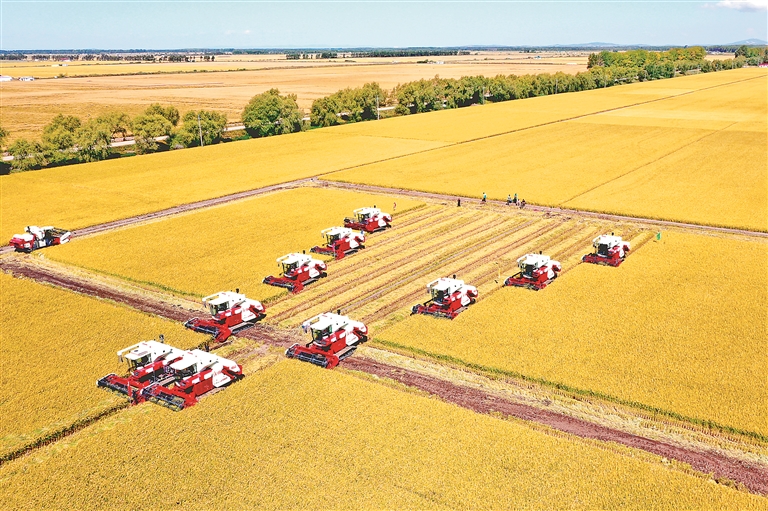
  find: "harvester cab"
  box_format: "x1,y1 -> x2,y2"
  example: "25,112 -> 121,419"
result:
505,253 -> 561,290
263,253 -> 328,293
9,225 -> 71,252
97,338 -> 187,403
583,234 -> 630,267
411,277 -> 478,319
344,206 -> 392,233
310,227 -> 366,260
140,349 -> 243,411
184,291 -> 265,343
285,312 -> 368,369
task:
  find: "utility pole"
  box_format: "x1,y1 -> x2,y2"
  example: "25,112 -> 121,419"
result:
555,77 -> 558,94
376,95 -> 380,120
197,113 -> 204,147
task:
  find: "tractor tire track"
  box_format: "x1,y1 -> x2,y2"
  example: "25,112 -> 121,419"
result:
3,257 -> 767,497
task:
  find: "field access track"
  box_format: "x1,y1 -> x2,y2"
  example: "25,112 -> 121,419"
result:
1,256 -> 766,496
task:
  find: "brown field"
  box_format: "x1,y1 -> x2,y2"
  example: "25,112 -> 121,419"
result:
0,51 -> 588,142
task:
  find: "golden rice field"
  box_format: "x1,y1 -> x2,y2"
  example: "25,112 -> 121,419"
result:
0,273 -> 201,458
0,360 -> 762,510
0,131 -> 443,241
328,70 -> 767,231
47,187 -> 423,299
377,231 -> 768,437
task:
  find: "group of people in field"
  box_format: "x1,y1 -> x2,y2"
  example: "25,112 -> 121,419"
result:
475,192 -> 526,208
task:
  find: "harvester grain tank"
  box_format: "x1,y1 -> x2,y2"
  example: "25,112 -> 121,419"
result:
583,234 -> 630,267
505,253 -> 561,290
310,227 -> 365,260
9,225 -> 71,252
411,277 -> 478,319
344,206 -> 392,233
285,312 -> 368,369
263,253 -> 327,293
184,291 -> 265,342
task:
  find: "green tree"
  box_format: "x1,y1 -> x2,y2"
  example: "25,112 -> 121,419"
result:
734,45 -> 749,58
241,89 -> 303,137
96,111 -> 131,139
9,138 -> 45,172
0,125 -> 8,150
131,114 -> 173,154
144,104 -> 180,126
172,110 -> 228,148
75,120 -> 112,162
42,114 -> 81,163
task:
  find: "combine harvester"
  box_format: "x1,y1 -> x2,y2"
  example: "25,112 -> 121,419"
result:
9,225 -> 71,252
184,290 -> 265,343
505,253 -> 561,290
263,252 -> 327,293
97,338 -> 243,410
344,206 -> 392,233
310,227 -> 365,260
583,233 -> 630,267
411,276 -> 478,319
285,312 -> 368,369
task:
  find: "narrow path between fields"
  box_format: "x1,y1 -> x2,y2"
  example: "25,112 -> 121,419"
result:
1,256 -> 766,496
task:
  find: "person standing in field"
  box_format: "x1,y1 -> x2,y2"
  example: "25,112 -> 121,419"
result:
506,194 -> 512,206
482,192 -> 487,203
513,193 -> 518,205
393,202 -> 397,212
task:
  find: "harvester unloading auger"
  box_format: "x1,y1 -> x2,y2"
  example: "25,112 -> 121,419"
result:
505,253 -> 561,290
583,233 -> 630,267
285,312 -> 368,369
411,276 -> 478,319
9,225 -> 71,252
310,227 -> 365,260
97,337 -> 243,411
344,206 -> 392,233
184,291 -> 265,343
263,253 -> 327,293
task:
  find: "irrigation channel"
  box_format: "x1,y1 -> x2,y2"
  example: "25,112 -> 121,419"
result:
1,255 -> 766,496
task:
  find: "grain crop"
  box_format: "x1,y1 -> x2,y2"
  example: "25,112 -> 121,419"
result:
376,231 -> 768,437
0,273 -> 201,458
0,360 -> 762,510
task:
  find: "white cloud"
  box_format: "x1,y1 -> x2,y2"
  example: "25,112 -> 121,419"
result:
715,0 -> 768,11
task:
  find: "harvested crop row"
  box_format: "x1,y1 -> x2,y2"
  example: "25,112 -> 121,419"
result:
0,360 -> 762,509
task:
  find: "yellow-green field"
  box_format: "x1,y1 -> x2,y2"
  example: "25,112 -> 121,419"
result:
0,273 -> 201,457
328,70 -> 767,231
0,360 -> 762,510
47,187 -> 423,299
376,231 -> 768,437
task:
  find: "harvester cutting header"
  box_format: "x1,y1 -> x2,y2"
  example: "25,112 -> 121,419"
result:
185,291 -> 265,342
97,337 -> 243,411
412,276 -> 478,319
505,253 -> 561,290
344,206 -> 392,233
285,312 -> 368,369
311,227 -> 365,260
9,225 -> 71,252
583,234 -> 630,267
263,253 -> 327,293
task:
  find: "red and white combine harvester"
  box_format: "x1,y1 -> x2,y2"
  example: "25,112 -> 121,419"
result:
583,233 -> 630,267
411,276 -> 478,319
184,290 -> 265,342
263,252 -> 327,293
505,253 -> 561,290
97,337 -> 243,411
310,227 -> 366,260
285,312 -> 368,369
344,206 -> 392,233
9,225 -> 71,252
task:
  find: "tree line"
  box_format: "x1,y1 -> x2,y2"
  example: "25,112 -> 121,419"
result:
0,47 -> 758,173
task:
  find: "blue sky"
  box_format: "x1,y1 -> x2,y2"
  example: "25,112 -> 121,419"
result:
1,1 -> 766,50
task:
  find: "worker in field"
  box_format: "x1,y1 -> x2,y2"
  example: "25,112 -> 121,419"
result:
513,193 -> 518,205
482,192 -> 487,203
393,202 -> 397,212
506,194 -> 512,206
457,199 -> 461,207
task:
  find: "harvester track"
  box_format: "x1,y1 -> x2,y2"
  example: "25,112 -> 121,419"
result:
2,257 -> 767,497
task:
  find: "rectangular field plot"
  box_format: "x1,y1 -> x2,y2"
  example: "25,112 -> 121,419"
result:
47,186 -> 424,300
376,231 -> 768,437
0,360 -> 761,510
0,273 -> 201,458
0,130 -> 444,241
